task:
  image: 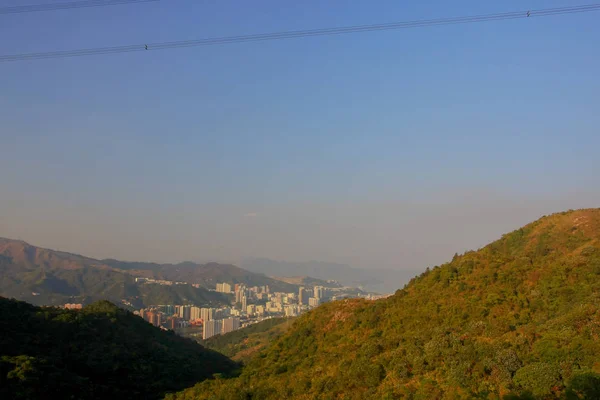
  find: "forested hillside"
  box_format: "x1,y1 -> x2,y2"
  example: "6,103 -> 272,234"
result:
168,209 -> 600,399
0,298 -> 237,399
200,318 -> 294,363
0,238 -> 290,307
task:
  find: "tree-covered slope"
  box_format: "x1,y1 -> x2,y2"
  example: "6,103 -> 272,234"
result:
0,239 -> 274,307
168,209 -> 600,400
0,258 -> 229,308
101,259 -> 297,292
0,298 -> 237,399
200,318 -> 294,363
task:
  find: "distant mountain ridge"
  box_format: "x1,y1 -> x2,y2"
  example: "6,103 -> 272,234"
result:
0,238 -> 295,307
242,258 -> 420,293
269,275 -> 342,288
99,258 -> 296,292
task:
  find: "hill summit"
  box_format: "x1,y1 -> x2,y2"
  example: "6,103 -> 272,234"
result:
169,209 -> 600,399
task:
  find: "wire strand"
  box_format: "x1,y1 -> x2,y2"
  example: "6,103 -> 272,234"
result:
1,3 -> 598,62
0,0 -> 159,15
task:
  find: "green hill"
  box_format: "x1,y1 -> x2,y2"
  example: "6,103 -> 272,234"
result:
167,209 -> 600,400
101,259 -> 298,293
0,238 -> 292,308
0,297 -> 237,399
200,318 -> 294,363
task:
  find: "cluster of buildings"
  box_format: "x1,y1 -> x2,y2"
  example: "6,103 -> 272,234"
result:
135,304 -> 244,339
223,282 -> 352,319
132,283 -> 335,339
202,316 -> 241,339
132,281 -> 384,340
134,277 -> 186,286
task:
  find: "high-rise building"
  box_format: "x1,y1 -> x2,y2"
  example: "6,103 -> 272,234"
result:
235,285 -> 247,304
145,310 -> 162,327
201,307 -> 213,322
216,282 -> 232,293
314,286 -> 326,300
241,294 -> 247,312
246,304 -> 256,315
203,319 -> 222,340
255,305 -> 265,315
167,316 -> 180,330
219,307 -> 231,318
284,305 -> 298,317
308,297 -> 320,308
190,306 -> 201,321
221,317 -> 240,334
299,287 -> 306,305
266,301 -> 282,313
178,305 -> 191,321
159,305 -> 174,315
274,292 -> 283,303
144,310 -> 152,322
213,308 -> 225,320
145,310 -> 154,324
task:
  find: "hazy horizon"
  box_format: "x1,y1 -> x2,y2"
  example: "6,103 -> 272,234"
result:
1,0 -> 599,274
2,190 -> 599,273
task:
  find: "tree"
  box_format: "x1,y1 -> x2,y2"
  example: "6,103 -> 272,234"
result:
564,372 -> 600,400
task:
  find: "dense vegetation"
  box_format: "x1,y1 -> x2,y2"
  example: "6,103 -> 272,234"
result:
200,318 -> 294,362
0,238 -> 288,307
168,209 -> 600,399
0,260 -> 229,308
0,298 -> 237,399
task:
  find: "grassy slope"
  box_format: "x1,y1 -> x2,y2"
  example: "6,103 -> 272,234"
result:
0,298 -> 237,400
167,209 -> 600,400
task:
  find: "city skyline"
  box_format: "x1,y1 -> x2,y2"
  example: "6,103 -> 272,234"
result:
132,280 -> 385,340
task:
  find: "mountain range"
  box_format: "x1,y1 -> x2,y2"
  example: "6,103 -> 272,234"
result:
170,208 -> 600,399
0,238 -> 295,308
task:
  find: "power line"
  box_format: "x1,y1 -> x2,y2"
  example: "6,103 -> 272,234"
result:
1,3 -> 599,62
0,0 -> 159,15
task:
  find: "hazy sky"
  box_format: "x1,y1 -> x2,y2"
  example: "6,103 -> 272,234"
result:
1,0 -> 599,272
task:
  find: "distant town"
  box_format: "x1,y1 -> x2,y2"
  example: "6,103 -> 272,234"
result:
66,281 -> 389,340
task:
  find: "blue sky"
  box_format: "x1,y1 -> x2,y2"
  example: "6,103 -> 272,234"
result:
1,0 -> 599,275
